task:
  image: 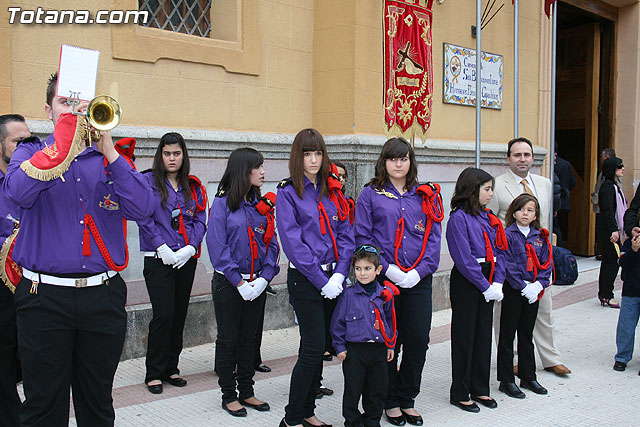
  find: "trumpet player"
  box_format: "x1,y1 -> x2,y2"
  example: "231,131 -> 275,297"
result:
2,72 -> 154,426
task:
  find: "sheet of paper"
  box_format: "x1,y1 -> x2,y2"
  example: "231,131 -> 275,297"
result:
56,44 -> 100,102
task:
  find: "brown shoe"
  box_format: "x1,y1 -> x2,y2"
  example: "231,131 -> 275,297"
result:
513,365 -> 518,376
544,364 -> 572,375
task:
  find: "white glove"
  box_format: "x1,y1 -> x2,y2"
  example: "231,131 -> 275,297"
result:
237,282 -> 257,301
385,264 -> 408,283
156,244 -> 178,265
522,281 -> 543,304
173,245 -> 196,269
328,273 -> 346,287
251,277 -> 269,298
396,269 -> 421,288
482,283 -> 503,302
492,282 -> 503,294
321,281 -> 343,299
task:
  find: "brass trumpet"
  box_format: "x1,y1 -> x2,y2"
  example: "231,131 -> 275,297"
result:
86,95 -> 122,142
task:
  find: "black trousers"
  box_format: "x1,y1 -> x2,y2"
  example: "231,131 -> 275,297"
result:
15,274 -> 127,427
497,284 -> 540,382
342,342 -> 388,427
597,226 -> 620,300
144,257 -> 196,383
384,274 -> 432,410
253,294 -> 267,367
0,286 -> 20,427
284,268 -> 326,425
449,264 -> 494,402
212,272 -> 265,404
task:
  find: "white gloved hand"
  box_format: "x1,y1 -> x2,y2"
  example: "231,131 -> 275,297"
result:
251,277 -> 269,298
482,284 -> 503,302
156,243 -> 178,265
492,282 -> 503,294
237,281 -> 257,301
396,269 -> 421,288
328,273 -> 346,287
321,281 -> 343,299
385,264 -> 408,283
522,281 -> 543,304
173,245 -> 197,269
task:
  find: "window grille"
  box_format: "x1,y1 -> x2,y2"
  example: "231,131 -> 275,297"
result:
139,0 -> 212,38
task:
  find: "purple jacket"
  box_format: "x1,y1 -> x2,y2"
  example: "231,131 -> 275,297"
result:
355,183 -> 441,277
0,172 -> 19,246
446,209 -> 506,291
330,280 -> 394,353
276,177 -> 354,290
3,134 -> 153,274
207,195 -> 280,286
137,172 -> 207,252
502,223 -> 552,290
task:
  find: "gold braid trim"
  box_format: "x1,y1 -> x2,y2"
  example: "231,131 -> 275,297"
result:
385,121 -> 428,146
0,228 -> 20,293
19,115 -> 87,181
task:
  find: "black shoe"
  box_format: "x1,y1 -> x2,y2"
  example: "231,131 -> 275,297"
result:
301,419 -> 332,427
613,361 -> 627,372
400,409 -> 423,426
166,376 -> 187,387
520,380 -> 548,395
470,395 -> 497,409
318,386 -> 333,396
315,389 -> 323,399
255,365 -> 271,373
322,353 -> 333,361
449,399 -> 480,413
266,284 -> 277,295
595,254 -> 603,261
221,402 -> 247,417
146,382 -> 163,394
385,411 -> 406,426
239,398 -> 270,411
499,381 -> 526,399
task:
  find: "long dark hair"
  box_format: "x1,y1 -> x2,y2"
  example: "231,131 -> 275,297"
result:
218,148 -> 264,211
450,167 -> 494,215
602,157 -> 622,181
152,132 -> 191,208
505,193 -> 541,229
369,137 -> 418,191
289,128 -> 329,199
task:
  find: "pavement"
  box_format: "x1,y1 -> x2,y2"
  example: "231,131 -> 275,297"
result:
60,256 -> 638,426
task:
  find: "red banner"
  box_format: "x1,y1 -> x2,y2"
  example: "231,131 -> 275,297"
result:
384,0 -> 434,142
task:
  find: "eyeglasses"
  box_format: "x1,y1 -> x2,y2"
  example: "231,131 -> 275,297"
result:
171,208 -> 180,231
355,245 -> 380,261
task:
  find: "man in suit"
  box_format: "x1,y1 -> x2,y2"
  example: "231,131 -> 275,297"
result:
487,137 -> 572,377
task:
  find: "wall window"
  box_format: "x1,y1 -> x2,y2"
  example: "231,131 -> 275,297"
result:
139,0 -> 212,38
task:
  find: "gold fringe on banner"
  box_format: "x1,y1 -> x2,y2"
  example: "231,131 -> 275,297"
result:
19,115 -> 88,182
0,228 -> 20,293
384,121 -> 428,146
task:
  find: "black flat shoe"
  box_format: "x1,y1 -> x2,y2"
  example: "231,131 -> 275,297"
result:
613,361 -> 627,371
499,382 -> 525,399
222,402 -> 247,417
166,376 -> 187,387
255,365 -> 271,373
449,399 -> 480,413
322,353 -> 333,361
520,380 -> 547,395
470,395 -> 497,409
239,399 -> 270,411
400,410 -> 423,426
301,419 -> 332,427
146,382 -> 163,394
385,412 -> 406,426
318,386 -> 333,396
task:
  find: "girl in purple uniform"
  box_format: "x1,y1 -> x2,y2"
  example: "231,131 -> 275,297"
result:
446,167 -> 506,413
208,148 -> 280,417
355,137 -> 443,426
497,194 -> 552,398
277,129 -> 355,427
138,132 -> 207,394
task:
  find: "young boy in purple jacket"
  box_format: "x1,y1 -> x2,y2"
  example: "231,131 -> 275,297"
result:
331,245 -> 396,427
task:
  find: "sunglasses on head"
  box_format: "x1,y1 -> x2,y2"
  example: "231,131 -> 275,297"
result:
355,245 -> 380,262
617,164 -> 624,169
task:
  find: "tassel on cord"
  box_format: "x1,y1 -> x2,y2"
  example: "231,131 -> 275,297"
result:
82,215 -> 92,257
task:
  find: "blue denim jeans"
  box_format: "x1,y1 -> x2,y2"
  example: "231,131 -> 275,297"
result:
615,296 -> 640,363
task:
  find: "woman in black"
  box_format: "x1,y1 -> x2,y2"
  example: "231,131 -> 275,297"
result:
597,157 -> 626,308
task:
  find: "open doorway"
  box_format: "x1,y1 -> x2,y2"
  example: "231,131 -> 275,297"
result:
554,1 -> 616,256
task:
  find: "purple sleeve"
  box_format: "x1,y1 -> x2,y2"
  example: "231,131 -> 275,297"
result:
415,221 -> 441,278
137,215 -> 165,250
503,233 -> 526,290
276,187 -> 327,290
446,212 -> 490,292
537,238 -> 553,288
354,187 -> 390,272
330,292 -> 348,354
206,197 -> 243,286
334,212 -> 355,277
4,141 -> 56,209
260,228 -> 281,282
105,155 -> 154,220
